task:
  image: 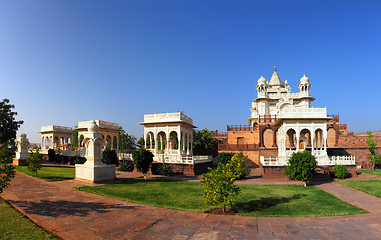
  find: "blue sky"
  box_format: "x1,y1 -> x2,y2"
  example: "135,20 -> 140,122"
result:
1,0 -> 380,143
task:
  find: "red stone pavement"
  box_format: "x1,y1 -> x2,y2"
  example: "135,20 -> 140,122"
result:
1,172 -> 381,240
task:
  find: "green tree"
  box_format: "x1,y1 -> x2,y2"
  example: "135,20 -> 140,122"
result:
284,150 -> 317,186
26,150 -> 42,175
0,99 -> 24,145
132,149 -> 153,179
102,149 -> 119,166
0,99 -> 22,193
0,144 -> 16,193
216,152 -> 235,168
72,127 -> 78,148
201,167 -> 241,213
193,129 -> 218,156
366,131 -> 381,169
119,127 -> 137,152
224,152 -> 250,180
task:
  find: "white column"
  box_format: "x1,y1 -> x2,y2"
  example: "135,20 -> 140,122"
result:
311,134 -> 315,155
177,132 -> 181,155
296,131 -> 300,152
144,133 -> 147,149
187,132 -> 190,155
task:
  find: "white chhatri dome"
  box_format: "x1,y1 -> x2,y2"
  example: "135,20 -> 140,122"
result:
257,75 -> 267,85
300,74 -> 310,84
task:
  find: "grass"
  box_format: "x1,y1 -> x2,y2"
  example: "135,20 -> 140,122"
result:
0,199 -> 57,239
80,178 -> 366,217
15,166 -> 75,181
360,169 -> 381,176
339,178 -> 381,198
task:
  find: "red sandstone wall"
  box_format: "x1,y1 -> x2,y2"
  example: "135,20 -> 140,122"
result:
263,128 -> 274,148
337,135 -> 381,148
227,130 -> 259,145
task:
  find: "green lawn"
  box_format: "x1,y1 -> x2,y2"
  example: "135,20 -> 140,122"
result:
0,199 -> 57,240
15,166 -> 75,181
80,178 -> 366,217
339,178 -> 381,198
360,169 -> 381,176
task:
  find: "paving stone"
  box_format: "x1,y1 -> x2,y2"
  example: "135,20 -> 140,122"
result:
2,172 -> 381,240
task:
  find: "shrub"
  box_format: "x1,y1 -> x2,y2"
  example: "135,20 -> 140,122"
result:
74,155 -> 86,165
332,164 -> 348,179
26,150 -> 42,175
54,154 -> 63,163
102,149 -> 119,166
216,152 -> 234,168
224,152 -> 250,180
119,160 -> 134,172
284,150 -> 317,186
201,167 -> 240,213
48,149 -> 55,162
157,164 -> 174,176
132,149 -> 153,179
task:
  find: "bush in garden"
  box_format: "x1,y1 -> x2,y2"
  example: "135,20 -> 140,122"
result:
157,164 -> 174,176
74,154 -> 86,164
119,160 -> 134,172
48,149 -> 55,162
132,149 -> 154,179
284,150 -> 317,186
201,167 -> 240,213
0,144 -> 16,194
224,152 -> 250,180
26,150 -> 42,175
332,164 -> 348,179
216,152 -> 234,168
102,149 -> 119,166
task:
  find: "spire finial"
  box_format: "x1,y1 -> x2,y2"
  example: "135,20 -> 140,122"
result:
274,66 -> 276,72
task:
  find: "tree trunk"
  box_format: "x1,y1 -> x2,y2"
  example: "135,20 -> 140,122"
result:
223,206 -> 226,213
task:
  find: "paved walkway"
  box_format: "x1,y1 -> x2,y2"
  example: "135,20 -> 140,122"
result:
1,172 -> 381,240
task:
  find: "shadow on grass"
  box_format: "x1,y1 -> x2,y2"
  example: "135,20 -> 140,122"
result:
40,176 -> 74,181
10,200 -> 138,217
236,194 -> 306,213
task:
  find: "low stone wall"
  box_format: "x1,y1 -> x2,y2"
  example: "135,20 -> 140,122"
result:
327,147 -> 381,169
151,162 -> 214,176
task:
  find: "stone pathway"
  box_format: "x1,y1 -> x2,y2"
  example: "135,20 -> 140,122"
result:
1,172 -> 381,240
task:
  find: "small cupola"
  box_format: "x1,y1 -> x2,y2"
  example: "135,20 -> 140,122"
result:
298,74 -> 311,92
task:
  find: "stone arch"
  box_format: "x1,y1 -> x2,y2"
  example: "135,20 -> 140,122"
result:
94,138 -> 103,156
54,137 -> 59,148
169,131 -> 178,150
314,128 -> 324,150
79,135 -> 84,147
106,135 -> 111,149
299,128 -> 311,150
157,131 -> 167,151
263,128 -> 273,148
327,127 -> 336,148
286,128 -> 296,149
113,136 -> 117,150
146,131 -> 155,149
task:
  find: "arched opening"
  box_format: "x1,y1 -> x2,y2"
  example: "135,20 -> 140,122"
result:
327,128 -> 336,148
54,137 -> 59,148
314,129 -> 324,150
106,135 -> 111,149
263,128 -> 273,148
146,132 -> 155,149
299,129 -> 311,151
94,138 -> 103,156
79,135 -> 84,147
286,129 -> 296,149
157,131 -> 167,152
113,136 -> 118,150
169,131 -> 178,150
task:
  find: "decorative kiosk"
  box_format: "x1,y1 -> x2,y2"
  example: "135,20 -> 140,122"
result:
75,121 -> 116,182
13,133 -> 30,166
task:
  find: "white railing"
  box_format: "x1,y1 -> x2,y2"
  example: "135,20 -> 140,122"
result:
260,155 -> 356,167
260,156 -> 286,166
118,153 -> 133,161
153,154 -> 212,164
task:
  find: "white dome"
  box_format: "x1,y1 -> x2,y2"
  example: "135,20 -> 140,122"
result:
300,74 -> 310,84
257,75 -> 267,85
88,121 -> 99,133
